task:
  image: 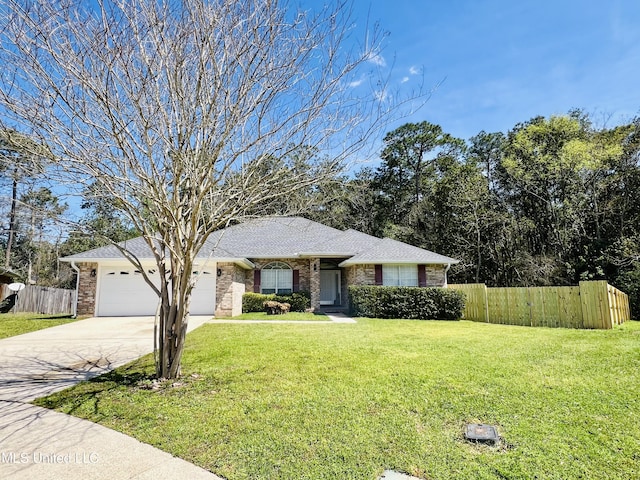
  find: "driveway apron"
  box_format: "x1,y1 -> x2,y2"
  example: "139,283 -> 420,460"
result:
0,316 -> 222,480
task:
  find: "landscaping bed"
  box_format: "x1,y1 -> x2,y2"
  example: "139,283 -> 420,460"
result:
214,311 -> 329,321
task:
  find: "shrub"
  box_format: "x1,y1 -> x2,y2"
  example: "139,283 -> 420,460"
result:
242,291 -> 310,313
243,293 -> 273,313
276,292 -> 310,313
263,301 -> 291,315
349,286 -> 465,320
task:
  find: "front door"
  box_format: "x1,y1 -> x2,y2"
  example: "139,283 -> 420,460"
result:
320,270 -> 341,305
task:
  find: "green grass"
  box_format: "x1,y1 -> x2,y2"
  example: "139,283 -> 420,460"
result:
35,319 -> 640,480
216,311 -> 329,321
0,312 -> 78,339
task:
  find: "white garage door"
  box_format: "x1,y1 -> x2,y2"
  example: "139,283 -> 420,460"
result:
97,266 -> 216,316
190,269 -> 217,315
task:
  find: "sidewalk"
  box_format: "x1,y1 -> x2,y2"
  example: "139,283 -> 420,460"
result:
0,316 -> 223,480
0,401 -> 220,480
206,312 -> 357,325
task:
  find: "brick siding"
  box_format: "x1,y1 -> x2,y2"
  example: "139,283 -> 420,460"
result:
76,262 -> 98,316
215,262 -> 246,317
244,257 -> 321,311
425,265 -> 447,286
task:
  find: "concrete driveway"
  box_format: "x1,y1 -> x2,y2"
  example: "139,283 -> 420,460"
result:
0,316 -> 222,480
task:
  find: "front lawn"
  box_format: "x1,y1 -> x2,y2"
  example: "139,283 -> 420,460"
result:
35,319 -> 640,479
0,313 -> 78,339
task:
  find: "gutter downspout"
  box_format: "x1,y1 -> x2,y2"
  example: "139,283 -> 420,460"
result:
444,263 -> 451,287
70,261 -> 80,318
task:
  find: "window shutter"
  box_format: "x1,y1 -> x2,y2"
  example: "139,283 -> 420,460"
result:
418,265 -> 427,287
293,270 -> 300,292
253,270 -> 261,293
374,265 -> 383,285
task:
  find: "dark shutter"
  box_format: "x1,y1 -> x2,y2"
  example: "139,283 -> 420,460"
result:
293,270 -> 300,293
418,265 -> 427,287
253,269 -> 261,293
374,265 -> 383,286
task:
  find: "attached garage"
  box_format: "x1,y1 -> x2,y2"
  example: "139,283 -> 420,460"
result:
96,265 -> 216,317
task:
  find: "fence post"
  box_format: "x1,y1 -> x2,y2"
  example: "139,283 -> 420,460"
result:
481,284 -> 489,323
608,285 -> 618,326
448,284 -> 488,323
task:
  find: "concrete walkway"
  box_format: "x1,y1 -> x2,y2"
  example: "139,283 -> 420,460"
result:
326,313 -> 358,323
0,316 -> 223,480
206,312 -> 357,325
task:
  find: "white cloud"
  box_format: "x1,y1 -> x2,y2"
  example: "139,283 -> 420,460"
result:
374,89 -> 389,102
409,65 -> 421,75
366,51 -> 387,67
348,78 -> 364,88
401,76 -> 410,83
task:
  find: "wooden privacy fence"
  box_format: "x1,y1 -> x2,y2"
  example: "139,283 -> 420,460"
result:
449,281 -> 631,329
3,285 -> 75,315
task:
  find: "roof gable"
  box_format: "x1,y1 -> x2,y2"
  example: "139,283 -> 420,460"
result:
339,237 -> 459,266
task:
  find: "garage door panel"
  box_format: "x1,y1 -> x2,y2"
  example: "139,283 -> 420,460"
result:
97,266 -> 216,317
190,270 -> 216,315
97,268 -> 160,316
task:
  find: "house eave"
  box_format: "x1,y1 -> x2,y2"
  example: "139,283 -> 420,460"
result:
244,254 -> 338,261
60,256 -> 255,269
0,268 -> 21,282
298,252 -> 356,258
215,257 -> 255,269
59,257 -> 119,263
338,259 -> 461,267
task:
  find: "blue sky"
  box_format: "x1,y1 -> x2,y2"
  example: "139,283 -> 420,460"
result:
347,0 -> 640,141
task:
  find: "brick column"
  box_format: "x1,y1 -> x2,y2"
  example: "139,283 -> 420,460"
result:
309,257 -> 320,311
215,263 -> 245,317
76,262 -> 98,316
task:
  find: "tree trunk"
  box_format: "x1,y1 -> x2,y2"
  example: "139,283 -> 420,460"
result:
155,255 -> 194,379
157,306 -> 190,379
4,169 -> 18,268
475,220 -> 482,284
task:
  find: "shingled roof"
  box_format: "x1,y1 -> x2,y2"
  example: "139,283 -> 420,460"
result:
61,216 -> 459,266
338,237 -> 459,266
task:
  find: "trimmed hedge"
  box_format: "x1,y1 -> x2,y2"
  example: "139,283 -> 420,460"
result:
349,286 -> 465,320
243,291 -> 311,313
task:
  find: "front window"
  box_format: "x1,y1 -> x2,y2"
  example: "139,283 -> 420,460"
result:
261,262 -> 293,294
383,264 -> 418,287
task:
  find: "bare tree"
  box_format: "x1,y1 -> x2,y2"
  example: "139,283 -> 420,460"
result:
0,0 -> 416,378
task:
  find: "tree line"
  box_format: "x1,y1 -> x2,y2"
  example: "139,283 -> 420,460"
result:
2,110 -> 639,315
302,111 -> 640,314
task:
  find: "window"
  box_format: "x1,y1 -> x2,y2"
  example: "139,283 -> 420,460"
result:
261,262 -> 293,294
383,264 -> 418,287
